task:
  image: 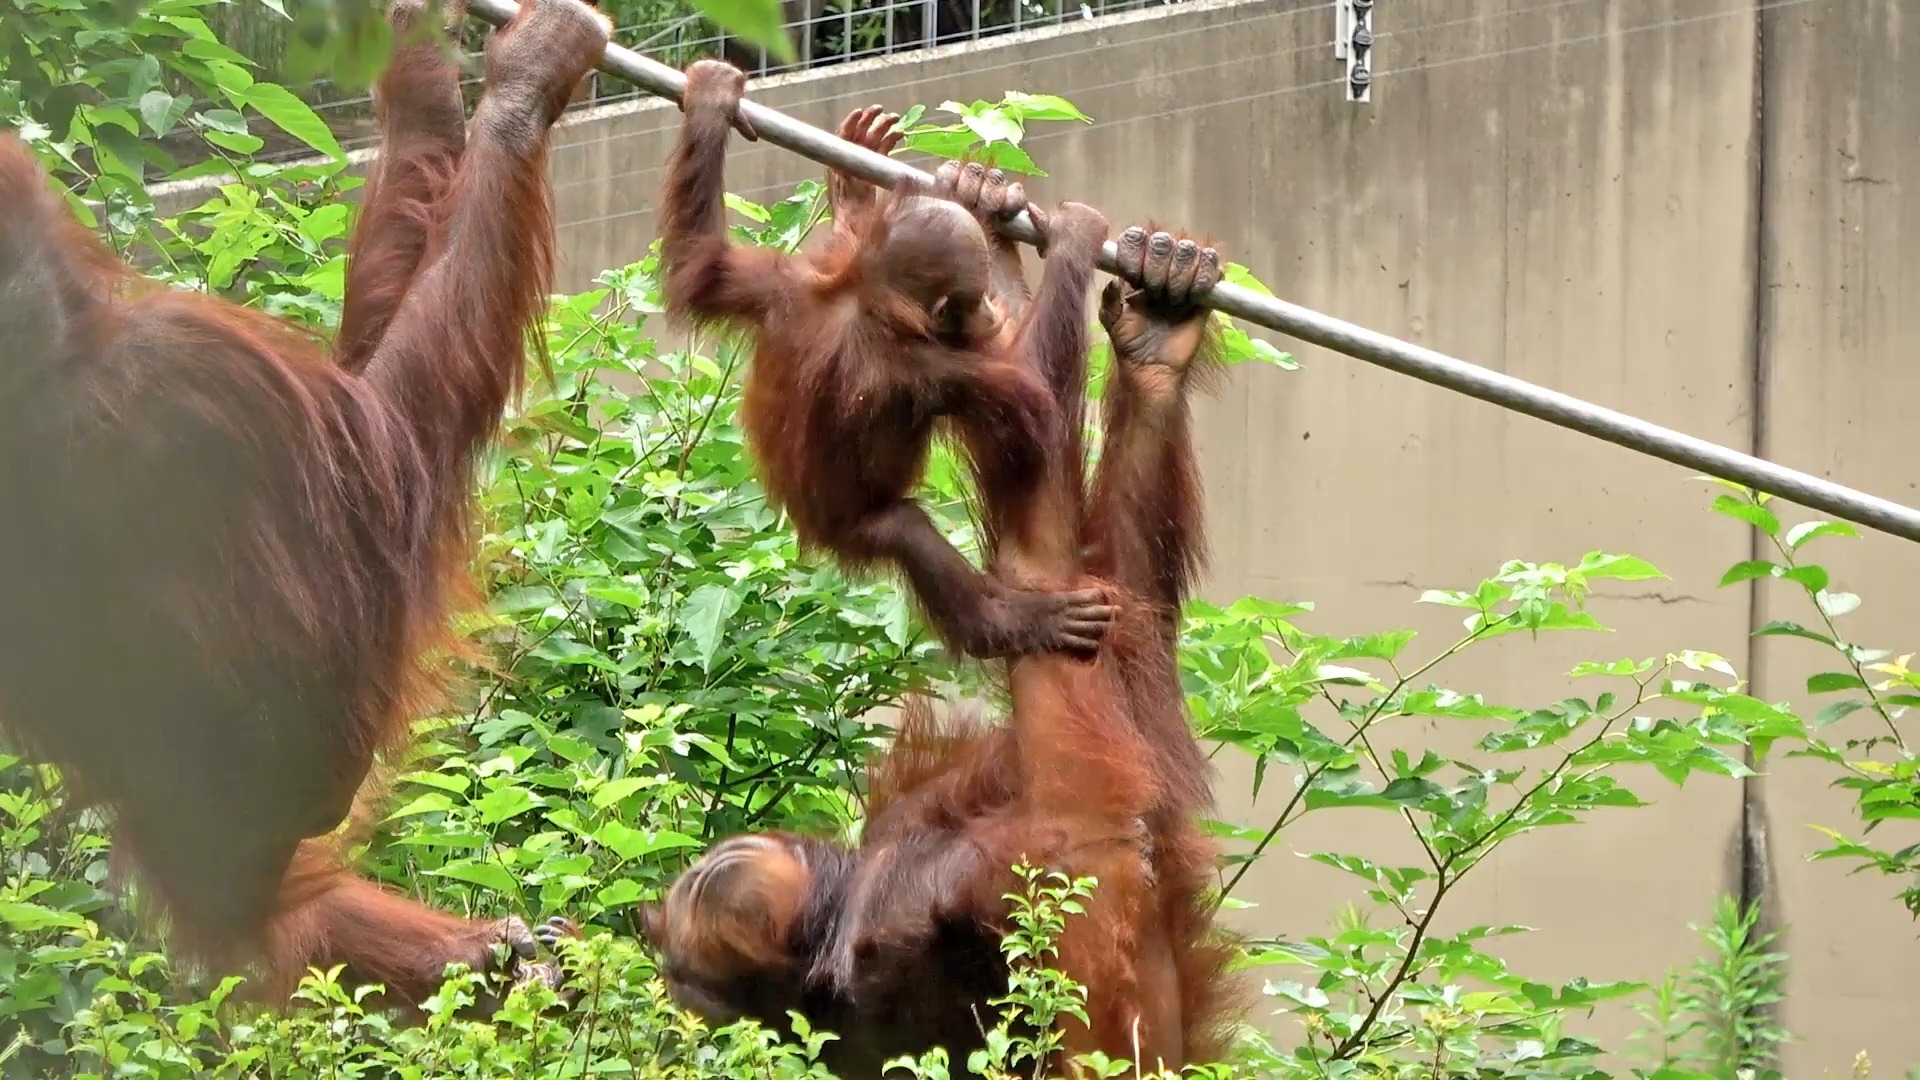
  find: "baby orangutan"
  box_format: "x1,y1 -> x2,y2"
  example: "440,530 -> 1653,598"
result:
659,60 -> 1116,661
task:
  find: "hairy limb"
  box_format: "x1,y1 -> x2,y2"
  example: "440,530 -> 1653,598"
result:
853,499 -> 1114,657
262,853 -> 572,1015
335,0 -> 472,372
826,105 -> 902,230
659,60 -> 798,326
989,201 -> 1108,579
933,160 -> 1032,319
1085,226 -> 1223,613
360,0 -> 607,483
1085,225 -> 1224,825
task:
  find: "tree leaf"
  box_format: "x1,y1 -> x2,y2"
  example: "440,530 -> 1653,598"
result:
1752,620 -> 1836,646
688,0 -> 794,63
1786,520 -> 1858,550
472,785 -> 541,824
1807,672 -> 1869,695
241,82 -> 343,159
431,860 -> 520,895
595,821 -> 701,861
591,776 -> 652,809
683,583 -> 744,673
596,879 -> 646,907
137,89 -> 190,136
1000,92 -> 1090,122
1710,495 -> 1781,536
1718,560 -> 1778,587
1577,553 -> 1665,581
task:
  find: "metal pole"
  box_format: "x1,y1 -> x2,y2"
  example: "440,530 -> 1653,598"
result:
463,0 -> 1920,546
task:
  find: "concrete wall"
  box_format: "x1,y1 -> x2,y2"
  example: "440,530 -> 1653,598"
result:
152,0 -> 1911,1068
531,0 -> 1915,1070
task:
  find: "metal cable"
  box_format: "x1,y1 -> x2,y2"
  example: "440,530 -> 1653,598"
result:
462,0 -> 1920,544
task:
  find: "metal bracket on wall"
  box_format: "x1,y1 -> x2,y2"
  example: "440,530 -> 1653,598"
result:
1333,0 -> 1372,102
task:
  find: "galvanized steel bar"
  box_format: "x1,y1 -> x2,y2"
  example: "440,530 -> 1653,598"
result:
465,0 -> 1920,544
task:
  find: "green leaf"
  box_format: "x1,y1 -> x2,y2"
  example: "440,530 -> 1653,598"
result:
978,140 -> 1043,177
1780,564 -> 1829,592
1710,494 -> 1781,536
1718,560 -> 1778,587
1815,699 -> 1867,728
138,89 -> 191,136
1222,262 -> 1276,298
724,192 -> 771,223
241,82 -> 343,159
1752,620 -> 1836,646
1380,776 -> 1445,806
384,792 -> 456,820
594,821 -> 701,861
1807,672 -> 1869,695
1786,520 -> 1858,550
1001,92 -> 1090,122
596,879 -> 647,907
683,583 -> 744,673
960,109 -> 1024,145
0,901 -> 86,933
1576,552 -> 1665,581
591,776 -> 652,809
472,785 -> 541,824
430,860 -> 520,895
688,0 -> 794,62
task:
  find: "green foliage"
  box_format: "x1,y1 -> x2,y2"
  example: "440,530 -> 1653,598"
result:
1629,894 -> 1789,1080
1183,552 -> 1800,1075
1702,480 -> 1920,920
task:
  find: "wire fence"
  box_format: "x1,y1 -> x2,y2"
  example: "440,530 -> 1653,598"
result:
254,0 -> 1185,163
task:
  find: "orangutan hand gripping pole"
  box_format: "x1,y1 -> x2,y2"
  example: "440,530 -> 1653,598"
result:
0,0 -> 607,1014
658,60 -> 1117,661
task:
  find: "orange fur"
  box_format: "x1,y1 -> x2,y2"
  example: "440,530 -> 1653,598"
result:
0,0 -> 608,1015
